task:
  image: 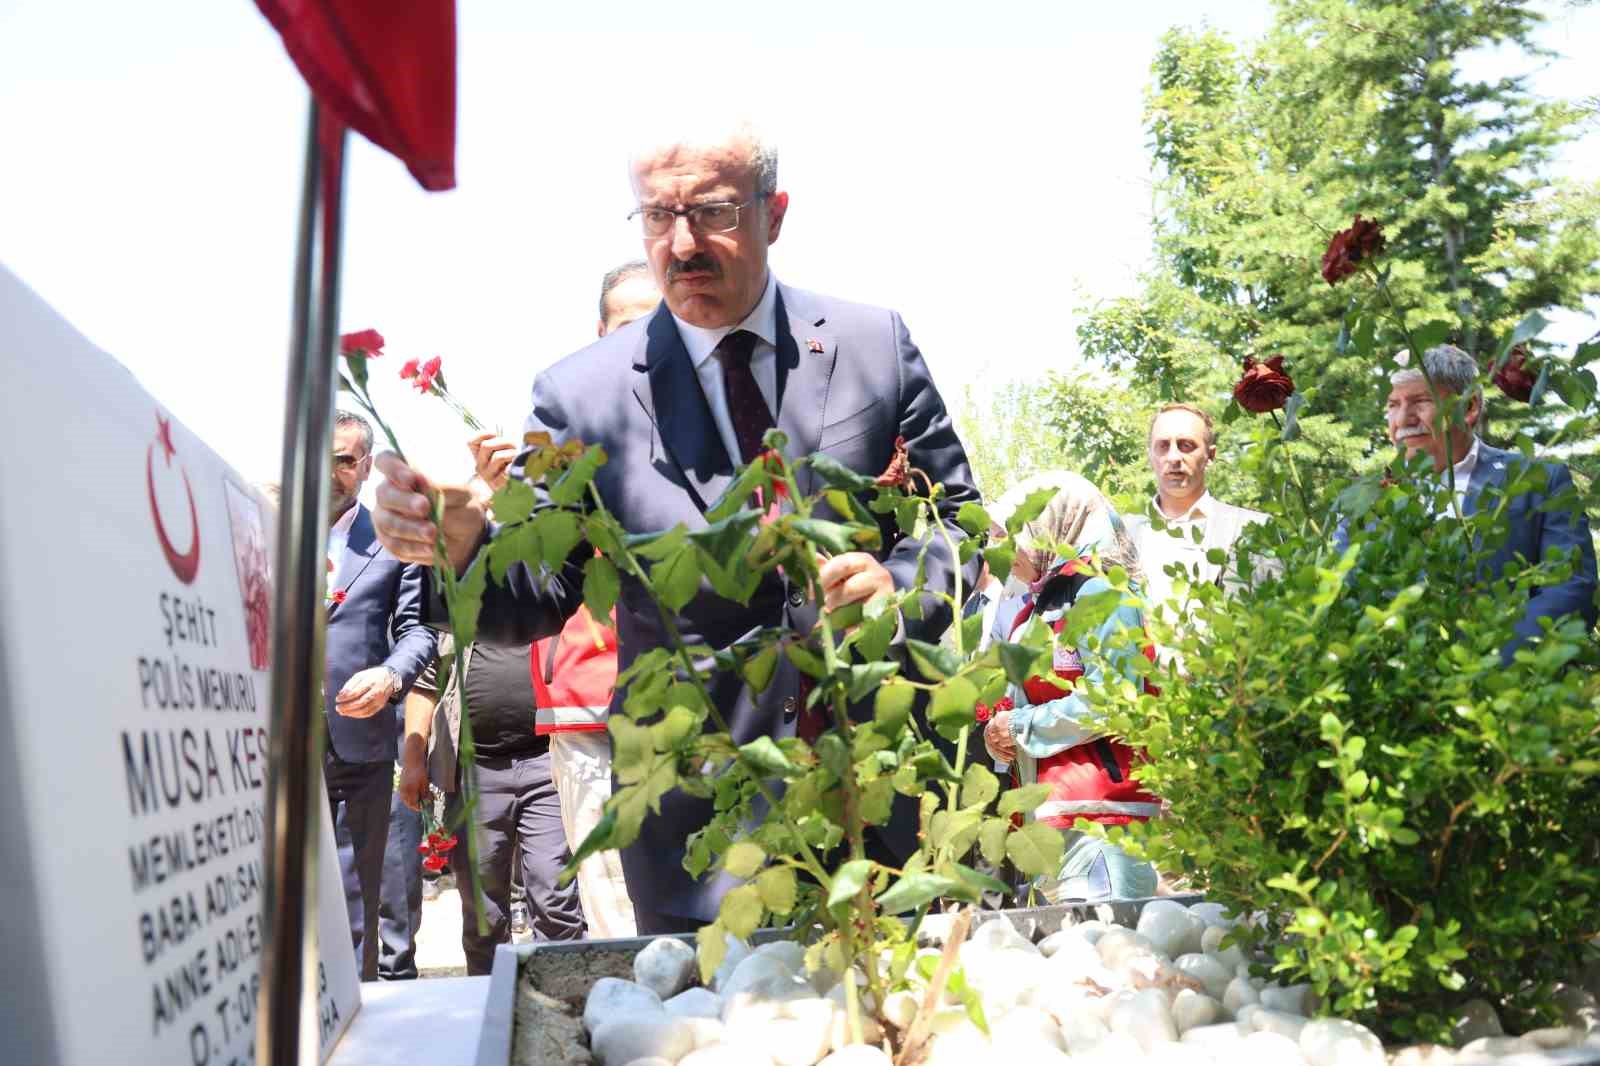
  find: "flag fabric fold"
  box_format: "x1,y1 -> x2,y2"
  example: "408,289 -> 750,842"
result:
254,0 -> 456,191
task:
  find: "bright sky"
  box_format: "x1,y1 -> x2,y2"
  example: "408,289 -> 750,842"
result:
2,1 -> 1596,490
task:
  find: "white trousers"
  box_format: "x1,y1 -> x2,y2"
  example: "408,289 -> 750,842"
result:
547,730 -> 636,938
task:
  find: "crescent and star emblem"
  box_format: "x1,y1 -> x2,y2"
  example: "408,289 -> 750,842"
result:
147,411 -> 201,583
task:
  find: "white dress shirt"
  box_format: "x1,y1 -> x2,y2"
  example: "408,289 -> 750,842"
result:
1136,491 -> 1220,620
1445,437 -> 1481,516
327,502 -> 359,586
672,271 -> 780,466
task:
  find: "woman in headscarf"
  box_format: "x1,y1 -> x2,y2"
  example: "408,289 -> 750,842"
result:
983,471 -> 1160,902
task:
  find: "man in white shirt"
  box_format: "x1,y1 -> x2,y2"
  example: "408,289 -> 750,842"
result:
1130,403 -> 1268,643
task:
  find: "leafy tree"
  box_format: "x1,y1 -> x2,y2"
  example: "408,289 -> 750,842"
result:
1073,0 -> 1600,507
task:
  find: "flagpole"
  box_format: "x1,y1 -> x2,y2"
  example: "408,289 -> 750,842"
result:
259,97 -> 347,1066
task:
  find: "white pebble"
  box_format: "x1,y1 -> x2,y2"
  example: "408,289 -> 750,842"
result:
1388,1046 -> 1457,1066
1555,984 -> 1600,1031
1222,976 -> 1260,1017
1060,1010 -> 1112,1054
590,1016 -> 696,1066
818,1047 -> 892,1066
1298,1018 -> 1384,1066
1109,987 -> 1179,1051
620,1059 -> 674,1066
923,1021 -> 992,1066
1181,1022 -> 1250,1050
1070,919 -> 1114,945
1239,1029 -> 1310,1064
1139,900 -> 1207,959
962,917 -> 1037,960
710,935 -> 754,992
664,988 -> 724,1020
1039,928 -> 1096,960
720,956 -> 813,1019
967,947 -> 1051,1013
684,1017 -> 724,1049
880,990 -> 919,1030
1187,902 -> 1236,929
1457,1035 -> 1537,1060
1200,925 -> 1246,970
1247,1008 -> 1308,1042
680,1046 -> 775,1066
1449,998 -> 1503,1046
1171,988 -> 1220,1033
1258,982 -> 1315,1016
754,940 -> 810,973
1174,954 -> 1233,1000
585,977 -> 665,1034
1098,929 -> 1160,969
1523,1025 -> 1583,1049
991,1005 -> 1067,1054
634,938 -> 698,1001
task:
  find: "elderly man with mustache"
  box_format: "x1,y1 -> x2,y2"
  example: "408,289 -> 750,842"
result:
1371,343 -> 1596,658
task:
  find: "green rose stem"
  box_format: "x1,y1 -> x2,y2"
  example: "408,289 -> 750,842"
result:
430,492 -> 489,936
1266,411 -> 1323,537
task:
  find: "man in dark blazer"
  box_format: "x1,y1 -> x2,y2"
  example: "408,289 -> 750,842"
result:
325,410 -> 437,977
1363,344 -> 1597,657
371,119 -> 981,932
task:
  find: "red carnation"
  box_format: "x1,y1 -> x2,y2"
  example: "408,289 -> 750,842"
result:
340,329 -> 385,357
426,832 -> 445,849
416,842 -> 431,856
1320,215 -> 1386,286
400,358 -> 420,379
875,436 -> 912,489
994,696 -> 1014,714
975,701 -> 991,723
330,589 -> 347,605
437,834 -> 458,852
422,853 -> 447,874
411,355 -> 443,394
1233,355 -> 1296,414
1492,345 -> 1537,403
761,449 -> 789,501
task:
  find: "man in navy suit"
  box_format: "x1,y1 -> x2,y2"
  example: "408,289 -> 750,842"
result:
324,410 -> 437,978
1382,344 -> 1597,656
370,117 -> 981,932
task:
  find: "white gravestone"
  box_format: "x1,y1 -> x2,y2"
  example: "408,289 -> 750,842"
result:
0,262 -> 361,1065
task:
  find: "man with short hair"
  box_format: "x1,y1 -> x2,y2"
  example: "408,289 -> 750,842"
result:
371,116 -> 980,932
1379,343 -> 1596,653
324,410 -> 437,979
1130,403 -> 1268,637
597,259 -> 660,338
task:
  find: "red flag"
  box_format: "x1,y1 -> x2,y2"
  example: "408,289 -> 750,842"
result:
255,0 -> 457,191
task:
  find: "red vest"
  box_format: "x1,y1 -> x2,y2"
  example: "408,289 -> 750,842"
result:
1008,561 -> 1161,829
530,606 -> 618,734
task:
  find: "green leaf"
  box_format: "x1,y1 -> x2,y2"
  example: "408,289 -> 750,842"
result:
705,465 -> 767,523
1353,313 -> 1376,359
585,513 -> 623,556
490,479 -> 535,524
962,763 -> 1000,809
687,510 -> 762,569
723,841 -> 766,879
549,445 -> 606,506
609,717 -> 653,785
720,884 -> 763,939
1006,821 -> 1065,878
583,555 -> 620,620
828,859 -> 875,909
998,784 -> 1051,817
947,860 -> 1009,897
791,516 -> 880,555
847,661 -> 901,702
486,523 -> 540,584
537,510 -> 584,568
696,924 -> 727,985
739,736 -> 800,778
978,819 -> 1010,866
740,643 -> 780,694
1494,310 -> 1550,366
808,452 -> 877,492
785,642 -> 828,678
1528,361 -> 1552,406
1005,486 -> 1057,535
854,608 -> 898,663
876,873 -> 967,914
629,524 -> 689,561
929,676 -> 980,740
956,501 -> 994,537
874,680 -> 916,736
996,641 -> 1044,686
1281,392 -> 1305,442
982,542 -> 1015,585
1410,320 -> 1454,356
653,544 -> 702,612
907,639 -> 961,680
755,866 -> 798,915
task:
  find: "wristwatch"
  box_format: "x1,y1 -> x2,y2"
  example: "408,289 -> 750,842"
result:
382,666 -> 402,698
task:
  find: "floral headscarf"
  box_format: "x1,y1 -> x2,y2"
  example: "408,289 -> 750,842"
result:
993,471 -> 1143,593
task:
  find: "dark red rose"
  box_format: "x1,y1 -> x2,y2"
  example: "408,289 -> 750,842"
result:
1234,355 -> 1296,414
1320,215 -> 1386,286
1492,345 -> 1537,402
875,436 -> 912,489
340,329 -> 385,357
975,701 -> 991,723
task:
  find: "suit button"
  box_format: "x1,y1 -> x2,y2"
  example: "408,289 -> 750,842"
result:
782,697 -> 798,720
787,589 -> 804,608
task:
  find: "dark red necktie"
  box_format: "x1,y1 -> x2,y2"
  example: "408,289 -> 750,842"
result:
718,329 -> 773,463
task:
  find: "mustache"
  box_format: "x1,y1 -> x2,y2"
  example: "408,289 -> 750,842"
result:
667,255 -> 720,282
1395,426 -> 1430,441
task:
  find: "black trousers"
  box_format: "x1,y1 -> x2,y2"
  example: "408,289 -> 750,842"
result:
447,749 -> 584,974
323,751 -> 393,981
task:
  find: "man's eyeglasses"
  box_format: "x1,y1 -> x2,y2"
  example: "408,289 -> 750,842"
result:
627,196 -> 764,237
332,454 -> 365,471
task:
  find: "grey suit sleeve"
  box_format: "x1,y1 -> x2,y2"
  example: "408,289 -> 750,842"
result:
882,311 -> 983,643
1511,463 -> 1598,652
468,370 -> 590,647
383,561 -> 438,694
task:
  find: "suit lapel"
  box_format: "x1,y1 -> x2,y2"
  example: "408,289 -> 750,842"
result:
773,285 -> 836,498
333,505 -> 381,602
631,305 -> 736,514
1461,443 -> 1509,517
